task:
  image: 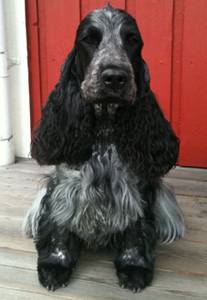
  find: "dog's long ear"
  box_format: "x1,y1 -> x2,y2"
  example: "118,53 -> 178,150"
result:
31,46 -> 94,166
115,58 -> 179,179
135,59 -> 151,96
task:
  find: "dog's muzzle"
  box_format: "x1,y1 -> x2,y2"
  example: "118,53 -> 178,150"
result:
81,47 -> 137,106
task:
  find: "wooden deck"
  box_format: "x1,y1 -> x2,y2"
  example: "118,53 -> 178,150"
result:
0,159 -> 207,300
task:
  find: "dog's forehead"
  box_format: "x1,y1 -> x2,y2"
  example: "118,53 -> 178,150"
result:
81,5 -> 139,34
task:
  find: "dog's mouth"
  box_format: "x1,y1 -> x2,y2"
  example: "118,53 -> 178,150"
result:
92,94 -> 134,106
82,84 -> 137,106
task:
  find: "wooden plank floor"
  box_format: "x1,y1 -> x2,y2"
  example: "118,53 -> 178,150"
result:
0,159 -> 207,300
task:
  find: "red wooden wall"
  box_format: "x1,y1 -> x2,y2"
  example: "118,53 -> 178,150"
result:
26,0 -> 207,168
178,0 -> 207,167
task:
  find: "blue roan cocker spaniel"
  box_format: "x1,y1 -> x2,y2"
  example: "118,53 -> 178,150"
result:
23,4 -> 185,293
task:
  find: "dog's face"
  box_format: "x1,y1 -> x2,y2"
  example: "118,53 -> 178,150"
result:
75,4 -> 144,106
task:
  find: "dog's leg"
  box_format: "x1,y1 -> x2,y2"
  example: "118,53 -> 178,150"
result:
36,212 -> 82,291
114,212 -> 156,292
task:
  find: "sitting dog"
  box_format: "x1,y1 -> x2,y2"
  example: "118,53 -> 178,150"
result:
23,4 -> 185,293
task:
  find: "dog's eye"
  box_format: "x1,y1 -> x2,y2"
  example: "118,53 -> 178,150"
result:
83,36 -> 95,44
127,37 -> 137,46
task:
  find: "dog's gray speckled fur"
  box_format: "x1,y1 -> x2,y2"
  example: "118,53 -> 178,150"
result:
24,148 -> 184,248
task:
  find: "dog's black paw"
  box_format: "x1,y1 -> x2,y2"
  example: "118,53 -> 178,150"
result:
117,266 -> 153,293
38,265 -> 72,291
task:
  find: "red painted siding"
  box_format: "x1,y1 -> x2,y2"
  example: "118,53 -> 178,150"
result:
171,0 -> 185,142
25,0 -> 42,130
179,0 -> 207,167
26,0 -> 207,168
37,0 -> 80,107
127,0 -> 173,121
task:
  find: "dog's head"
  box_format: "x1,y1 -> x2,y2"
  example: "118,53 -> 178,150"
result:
63,4 -> 148,106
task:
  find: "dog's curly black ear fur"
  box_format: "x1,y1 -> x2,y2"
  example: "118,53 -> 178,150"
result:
31,46 -> 94,166
115,58 -> 179,179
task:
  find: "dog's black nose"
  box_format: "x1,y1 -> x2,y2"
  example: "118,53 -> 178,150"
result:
102,68 -> 127,89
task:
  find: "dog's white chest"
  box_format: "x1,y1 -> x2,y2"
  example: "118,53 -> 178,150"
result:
51,148 -> 143,246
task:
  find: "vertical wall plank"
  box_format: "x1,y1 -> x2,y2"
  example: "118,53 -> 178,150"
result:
37,0 -> 80,107
25,0 -> 41,130
128,0 -> 173,121
171,0 -> 185,142
126,0 -> 135,18
179,0 -> 207,167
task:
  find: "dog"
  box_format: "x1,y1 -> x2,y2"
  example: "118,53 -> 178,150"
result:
23,4 -> 185,293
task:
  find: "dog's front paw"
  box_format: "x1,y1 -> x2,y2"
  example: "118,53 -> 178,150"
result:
117,266 -> 153,293
38,265 -> 72,291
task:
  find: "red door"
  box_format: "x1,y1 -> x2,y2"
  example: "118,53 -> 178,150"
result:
26,0 -> 207,168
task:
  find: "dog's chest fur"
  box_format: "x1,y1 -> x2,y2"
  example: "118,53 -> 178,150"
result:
50,104 -> 143,247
